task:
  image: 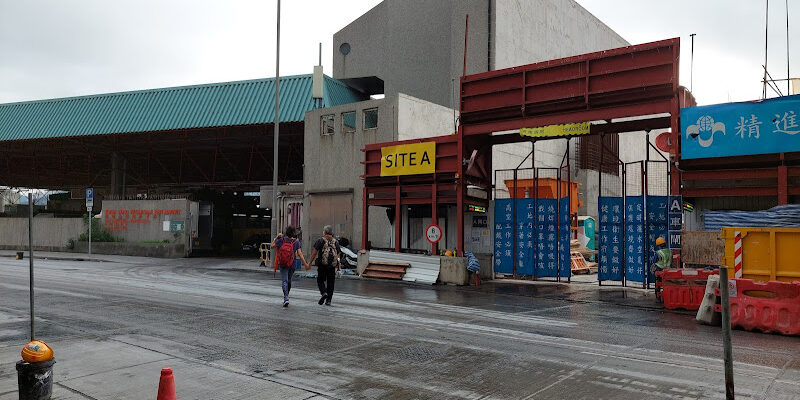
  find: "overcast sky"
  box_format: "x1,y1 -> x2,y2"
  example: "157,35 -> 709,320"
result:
0,0 -> 797,106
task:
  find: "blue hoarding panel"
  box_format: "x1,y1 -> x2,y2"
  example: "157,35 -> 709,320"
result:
515,198 -> 535,276
559,197 -> 571,278
493,199 -> 514,274
646,196 -> 669,283
598,197 -> 624,281
625,196 -> 645,282
681,94 -> 800,159
534,198 -> 559,278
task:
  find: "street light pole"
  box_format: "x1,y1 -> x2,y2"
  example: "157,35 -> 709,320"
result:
28,190 -> 35,340
271,0 -> 281,240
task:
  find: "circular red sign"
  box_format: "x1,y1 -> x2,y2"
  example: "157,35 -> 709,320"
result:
425,224 -> 442,244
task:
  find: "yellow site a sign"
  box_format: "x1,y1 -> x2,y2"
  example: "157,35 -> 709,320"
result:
380,142 -> 436,176
520,122 -> 591,138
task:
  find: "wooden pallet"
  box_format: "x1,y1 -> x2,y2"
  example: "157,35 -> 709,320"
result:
570,251 -> 593,275
362,261 -> 409,280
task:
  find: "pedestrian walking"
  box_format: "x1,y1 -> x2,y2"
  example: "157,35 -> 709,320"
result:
309,225 -> 341,306
271,226 -> 310,307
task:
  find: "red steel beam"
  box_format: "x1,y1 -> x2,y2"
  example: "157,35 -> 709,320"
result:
460,38 -> 679,136
778,166 -> 788,205
462,101 -> 672,136
682,169 -> 778,180
682,187 -> 778,197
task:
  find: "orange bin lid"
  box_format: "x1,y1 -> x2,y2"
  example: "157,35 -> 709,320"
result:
21,340 -> 54,362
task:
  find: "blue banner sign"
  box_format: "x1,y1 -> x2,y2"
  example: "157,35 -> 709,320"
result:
494,197 -> 571,278
646,196 -> 669,283
681,94 -> 800,159
535,199 -> 559,278
559,197 -> 571,279
494,199 -> 515,274
625,196 -> 646,282
516,198 -> 534,276
598,197 -> 624,281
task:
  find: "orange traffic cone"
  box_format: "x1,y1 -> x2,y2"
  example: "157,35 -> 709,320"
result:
157,368 -> 176,400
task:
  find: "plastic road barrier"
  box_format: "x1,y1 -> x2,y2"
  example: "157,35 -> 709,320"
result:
657,268 -> 719,310
696,274 -> 721,325
715,278 -> 800,335
722,227 -> 800,282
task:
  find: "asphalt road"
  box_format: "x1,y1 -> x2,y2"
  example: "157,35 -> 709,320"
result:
0,254 -> 798,399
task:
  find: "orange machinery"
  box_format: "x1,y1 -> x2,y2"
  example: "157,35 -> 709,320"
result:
503,178 -> 582,215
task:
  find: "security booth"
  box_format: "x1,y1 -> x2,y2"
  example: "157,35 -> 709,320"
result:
362,38 -> 696,287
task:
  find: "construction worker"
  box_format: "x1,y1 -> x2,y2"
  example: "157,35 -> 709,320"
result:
651,237 -> 671,297
650,237 -> 671,272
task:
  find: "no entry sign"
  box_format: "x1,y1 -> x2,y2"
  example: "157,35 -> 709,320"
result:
426,224 -> 442,244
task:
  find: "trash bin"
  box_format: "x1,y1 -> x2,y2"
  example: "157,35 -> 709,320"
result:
16,251 -> 24,260
16,359 -> 55,400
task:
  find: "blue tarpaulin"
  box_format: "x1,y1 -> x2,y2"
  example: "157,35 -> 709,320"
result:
703,205 -> 800,231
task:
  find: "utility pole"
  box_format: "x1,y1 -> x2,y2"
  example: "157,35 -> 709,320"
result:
690,33 -> 696,92
787,0 -> 791,96
28,190 -> 35,340
764,0 -> 770,99
271,0 -> 281,240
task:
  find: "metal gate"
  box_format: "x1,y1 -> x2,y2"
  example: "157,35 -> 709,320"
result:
597,134 -> 671,287
493,141 -> 572,282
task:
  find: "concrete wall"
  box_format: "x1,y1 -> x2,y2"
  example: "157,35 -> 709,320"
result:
101,199 -> 197,255
397,93 -> 457,140
333,0 -> 489,108
0,217 -> 83,251
492,0 -> 628,69
73,241 -> 186,258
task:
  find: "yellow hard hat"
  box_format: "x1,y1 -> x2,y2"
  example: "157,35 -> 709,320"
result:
656,237 -> 666,246
21,340 -> 54,362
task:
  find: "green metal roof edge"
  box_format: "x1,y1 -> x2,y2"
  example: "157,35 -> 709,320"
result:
0,74 -> 311,107
0,74 -> 367,142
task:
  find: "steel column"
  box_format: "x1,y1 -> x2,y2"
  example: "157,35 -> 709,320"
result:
395,181 -> 401,253
362,186 -> 369,250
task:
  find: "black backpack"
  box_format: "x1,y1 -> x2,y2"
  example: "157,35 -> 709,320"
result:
320,237 -> 340,268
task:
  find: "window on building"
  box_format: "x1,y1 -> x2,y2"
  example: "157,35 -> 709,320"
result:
363,108 -> 378,130
342,111 -> 356,134
321,114 -> 335,136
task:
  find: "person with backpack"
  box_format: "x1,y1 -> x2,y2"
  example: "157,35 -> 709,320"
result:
271,226 -> 309,307
308,225 -> 341,306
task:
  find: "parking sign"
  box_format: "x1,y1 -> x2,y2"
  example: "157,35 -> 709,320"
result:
86,188 -> 94,208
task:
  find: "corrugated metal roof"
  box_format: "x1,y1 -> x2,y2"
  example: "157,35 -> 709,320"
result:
0,74 -> 366,142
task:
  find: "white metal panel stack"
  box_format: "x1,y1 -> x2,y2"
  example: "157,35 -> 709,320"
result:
368,250 -> 440,284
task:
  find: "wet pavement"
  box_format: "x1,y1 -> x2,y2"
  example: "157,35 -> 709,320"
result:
0,253 -> 798,399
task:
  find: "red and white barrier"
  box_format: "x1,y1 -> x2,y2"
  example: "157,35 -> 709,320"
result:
733,231 -> 743,278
